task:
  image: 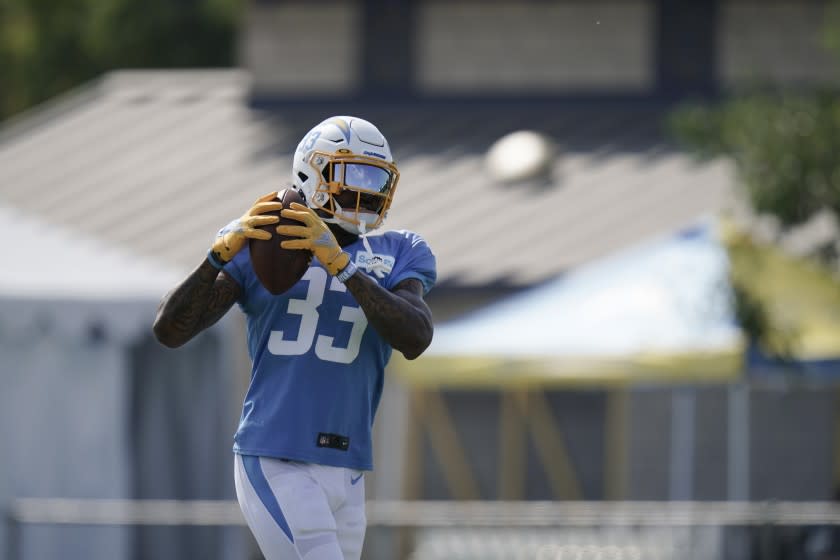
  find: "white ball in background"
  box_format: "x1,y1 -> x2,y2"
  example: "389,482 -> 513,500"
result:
485,130 -> 556,185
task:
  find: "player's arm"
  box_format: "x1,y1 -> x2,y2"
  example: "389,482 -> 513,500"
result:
153,265 -> 241,348
153,192 -> 283,348
344,274 -> 433,360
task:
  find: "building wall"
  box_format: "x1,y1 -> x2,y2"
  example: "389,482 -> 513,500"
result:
0,300 -> 243,560
0,329 -> 132,560
243,1 -> 361,96
416,1 -> 653,94
243,0 -> 840,99
399,383 -> 838,502
719,1 -> 840,88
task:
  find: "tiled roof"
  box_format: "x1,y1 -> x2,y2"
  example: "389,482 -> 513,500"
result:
0,70 -> 737,288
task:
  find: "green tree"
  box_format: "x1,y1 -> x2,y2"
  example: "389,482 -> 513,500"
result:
671,93 -> 840,360
668,2 -> 840,361
0,0 -> 240,121
670,93 -> 840,230
669,1 -> 840,235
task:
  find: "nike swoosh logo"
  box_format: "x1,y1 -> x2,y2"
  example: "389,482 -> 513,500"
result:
350,473 -> 363,485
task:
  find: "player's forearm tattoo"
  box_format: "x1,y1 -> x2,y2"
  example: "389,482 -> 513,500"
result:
153,260 -> 239,347
345,274 -> 433,360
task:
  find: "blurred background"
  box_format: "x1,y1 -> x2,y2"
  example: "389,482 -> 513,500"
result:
2,0 -> 840,559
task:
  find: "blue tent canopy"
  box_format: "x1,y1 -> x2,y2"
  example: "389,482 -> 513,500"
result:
397,221 -> 745,386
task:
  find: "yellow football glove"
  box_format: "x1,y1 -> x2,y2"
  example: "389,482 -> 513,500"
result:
210,192 -> 283,265
277,202 -> 350,276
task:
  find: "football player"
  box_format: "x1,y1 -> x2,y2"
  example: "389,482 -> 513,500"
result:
153,116 -> 436,560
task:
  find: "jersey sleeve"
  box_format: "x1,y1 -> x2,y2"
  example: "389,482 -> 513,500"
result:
222,249 -> 250,306
387,230 -> 437,295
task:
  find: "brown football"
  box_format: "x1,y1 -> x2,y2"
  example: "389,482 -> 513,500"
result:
249,188 -> 312,295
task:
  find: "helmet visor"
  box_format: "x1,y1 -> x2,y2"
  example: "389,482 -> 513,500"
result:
337,163 -> 394,194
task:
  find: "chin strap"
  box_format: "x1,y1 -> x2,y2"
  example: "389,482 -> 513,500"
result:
357,222 -> 389,279
352,221 -> 388,278
323,199 -> 390,278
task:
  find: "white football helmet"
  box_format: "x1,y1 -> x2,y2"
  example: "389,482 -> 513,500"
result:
292,116 -> 400,236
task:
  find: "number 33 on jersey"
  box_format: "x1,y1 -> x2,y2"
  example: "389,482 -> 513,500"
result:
267,267 -> 367,364
223,230 -> 436,471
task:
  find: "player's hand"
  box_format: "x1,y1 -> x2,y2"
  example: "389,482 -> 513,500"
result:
211,192 -> 283,264
277,202 -> 350,276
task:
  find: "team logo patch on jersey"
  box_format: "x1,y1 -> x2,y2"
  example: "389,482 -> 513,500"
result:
355,252 -> 395,276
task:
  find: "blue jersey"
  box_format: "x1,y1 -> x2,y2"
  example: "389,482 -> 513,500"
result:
224,230 -> 436,470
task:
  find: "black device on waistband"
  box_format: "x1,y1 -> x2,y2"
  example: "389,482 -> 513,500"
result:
317,433 -> 350,451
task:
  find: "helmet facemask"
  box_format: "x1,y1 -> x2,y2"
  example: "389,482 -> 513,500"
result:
306,151 -> 400,235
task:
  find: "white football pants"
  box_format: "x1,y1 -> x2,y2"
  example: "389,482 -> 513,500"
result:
234,454 -> 366,560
